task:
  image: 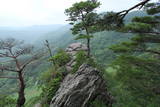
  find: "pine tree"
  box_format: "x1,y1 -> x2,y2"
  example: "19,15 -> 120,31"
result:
65,0 -> 101,57
109,1 -> 160,105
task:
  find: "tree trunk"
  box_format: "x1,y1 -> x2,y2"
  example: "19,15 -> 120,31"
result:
87,38 -> 90,57
17,71 -> 26,107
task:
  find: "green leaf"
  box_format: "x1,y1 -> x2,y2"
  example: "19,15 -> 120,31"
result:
75,34 -> 93,40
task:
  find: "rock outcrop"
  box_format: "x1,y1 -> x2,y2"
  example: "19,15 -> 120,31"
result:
65,43 -> 88,72
50,64 -> 113,107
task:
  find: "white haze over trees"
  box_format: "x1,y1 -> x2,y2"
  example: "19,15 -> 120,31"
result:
0,0 -> 142,43
0,0 -> 140,26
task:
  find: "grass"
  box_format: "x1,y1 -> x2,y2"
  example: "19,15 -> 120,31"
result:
25,87 -> 42,101
106,67 -> 116,73
11,86 -> 42,103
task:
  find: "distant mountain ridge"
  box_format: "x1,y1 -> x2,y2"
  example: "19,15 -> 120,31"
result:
0,10 -> 148,95
0,24 -> 63,43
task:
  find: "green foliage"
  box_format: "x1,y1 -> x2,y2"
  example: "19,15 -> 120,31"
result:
105,66 -> 160,107
38,61 -> 67,106
104,68 -> 139,107
90,100 -> 107,107
65,1 -> 100,24
65,0 -> 101,57
75,34 -> 94,40
25,96 -> 41,107
0,96 -> 16,107
110,41 -> 139,53
121,22 -> 152,33
73,50 -> 104,73
145,3 -> 160,15
39,67 -> 62,84
50,50 -> 71,67
108,1 -> 160,106
132,16 -> 158,26
109,55 -> 160,106
40,75 -> 62,105
1,2 -> 159,107
73,51 -> 88,73
39,67 -> 63,106
96,12 -> 124,31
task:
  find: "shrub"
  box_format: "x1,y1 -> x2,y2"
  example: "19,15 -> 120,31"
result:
39,67 -> 62,84
40,75 -> 62,105
73,51 -> 88,72
39,67 -> 64,106
0,96 -> 16,107
49,50 -> 71,67
73,51 -> 104,73
90,100 -> 107,107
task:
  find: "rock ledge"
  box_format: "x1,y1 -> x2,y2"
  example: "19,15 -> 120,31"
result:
50,64 -> 113,107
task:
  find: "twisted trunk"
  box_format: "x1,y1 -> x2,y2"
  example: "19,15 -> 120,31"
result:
16,71 -> 26,107
87,38 -> 90,57
85,27 -> 90,58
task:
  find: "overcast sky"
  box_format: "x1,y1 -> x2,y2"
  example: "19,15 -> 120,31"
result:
0,0 -> 140,27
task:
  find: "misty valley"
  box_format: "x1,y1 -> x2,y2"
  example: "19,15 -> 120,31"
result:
0,0 -> 160,107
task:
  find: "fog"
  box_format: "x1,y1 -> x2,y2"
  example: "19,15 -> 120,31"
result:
0,0 -> 140,42
0,0 -> 140,26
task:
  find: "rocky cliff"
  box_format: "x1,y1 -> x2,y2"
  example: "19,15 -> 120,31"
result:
49,43 -> 113,107
50,64 -> 113,107
65,42 -> 88,72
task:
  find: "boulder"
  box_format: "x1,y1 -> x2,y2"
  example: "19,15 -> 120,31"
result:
65,43 -> 88,72
50,64 -> 113,107
34,103 -> 42,107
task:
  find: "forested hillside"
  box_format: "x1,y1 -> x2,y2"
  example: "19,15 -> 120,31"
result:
0,0 -> 159,107
0,10 -> 146,98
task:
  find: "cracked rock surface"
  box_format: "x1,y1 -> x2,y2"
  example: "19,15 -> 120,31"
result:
65,43 -> 88,72
50,64 -> 113,107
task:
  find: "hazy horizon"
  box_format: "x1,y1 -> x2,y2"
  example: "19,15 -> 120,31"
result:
0,0 -> 140,27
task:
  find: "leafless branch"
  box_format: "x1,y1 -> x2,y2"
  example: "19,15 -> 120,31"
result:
21,54 -> 42,72
0,66 -> 17,72
117,0 -> 151,19
21,59 -> 34,71
44,40 -> 53,57
15,45 -> 33,58
0,52 -> 14,58
0,76 -> 18,79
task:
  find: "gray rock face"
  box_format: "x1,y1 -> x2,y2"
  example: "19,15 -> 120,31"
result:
34,103 -> 42,107
65,43 -> 88,72
50,64 -> 113,107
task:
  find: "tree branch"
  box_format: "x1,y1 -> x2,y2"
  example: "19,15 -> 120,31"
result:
145,49 -> 160,55
135,48 -> 160,55
44,40 -> 53,57
21,60 -> 34,71
132,60 -> 160,74
0,52 -> 14,58
21,55 -> 40,71
0,66 -> 17,72
0,76 -> 18,79
144,32 -> 160,35
117,0 -> 150,19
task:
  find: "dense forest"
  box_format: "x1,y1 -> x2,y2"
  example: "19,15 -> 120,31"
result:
0,0 -> 160,107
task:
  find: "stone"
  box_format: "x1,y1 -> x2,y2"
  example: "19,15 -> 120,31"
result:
65,43 -> 88,72
34,103 -> 42,107
50,64 -> 113,107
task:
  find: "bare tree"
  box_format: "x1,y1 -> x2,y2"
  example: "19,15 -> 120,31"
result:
44,40 -> 57,67
44,40 -> 53,57
0,38 -> 40,107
